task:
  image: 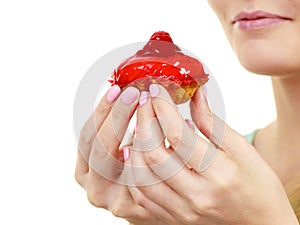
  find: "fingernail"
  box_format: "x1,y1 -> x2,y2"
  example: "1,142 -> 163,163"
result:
135,122 -> 138,133
201,85 -> 212,110
106,85 -> 121,103
139,91 -> 148,106
122,88 -> 138,105
149,84 -> 160,97
185,119 -> 195,130
123,146 -> 130,161
202,85 -> 208,99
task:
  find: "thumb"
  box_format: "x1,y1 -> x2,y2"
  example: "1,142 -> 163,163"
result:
190,86 -> 213,139
190,86 -> 251,157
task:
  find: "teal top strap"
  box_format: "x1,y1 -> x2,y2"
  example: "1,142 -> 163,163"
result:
245,130 -> 258,145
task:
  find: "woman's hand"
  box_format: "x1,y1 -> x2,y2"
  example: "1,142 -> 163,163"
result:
75,85 -> 170,225
128,84 -> 299,225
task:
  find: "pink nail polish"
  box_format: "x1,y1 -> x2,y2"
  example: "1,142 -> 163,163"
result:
123,146 -> 130,161
202,85 -> 208,99
149,84 -> 160,97
201,85 -> 212,110
139,91 -> 148,106
106,85 -> 121,103
122,88 -> 138,105
135,122 -> 138,133
185,119 -> 195,130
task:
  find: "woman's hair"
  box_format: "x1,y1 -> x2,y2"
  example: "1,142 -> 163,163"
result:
285,172 -> 300,221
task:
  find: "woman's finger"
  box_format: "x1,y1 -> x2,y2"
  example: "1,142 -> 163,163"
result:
89,87 -> 140,180
75,151 -> 89,187
190,87 -> 254,160
128,185 -> 182,225
133,91 -> 205,195
78,85 -> 121,164
125,151 -> 177,225
185,119 -> 195,130
127,186 -> 177,225
133,91 -> 165,154
134,91 -> 184,181
139,138 -> 209,204
76,85 -> 121,185
128,144 -> 190,225
149,84 -> 219,172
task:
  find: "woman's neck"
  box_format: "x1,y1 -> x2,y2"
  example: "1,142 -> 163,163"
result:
254,75 -> 300,184
272,75 -> 300,141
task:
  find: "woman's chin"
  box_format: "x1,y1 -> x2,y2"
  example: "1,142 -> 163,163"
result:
236,49 -> 299,77
240,59 -> 286,76
232,36 -> 300,77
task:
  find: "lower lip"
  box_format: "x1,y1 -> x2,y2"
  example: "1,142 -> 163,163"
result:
234,18 -> 289,30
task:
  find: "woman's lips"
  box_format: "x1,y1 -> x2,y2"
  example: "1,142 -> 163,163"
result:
232,11 -> 292,30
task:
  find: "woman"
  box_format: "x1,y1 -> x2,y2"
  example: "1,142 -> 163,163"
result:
75,0 -> 300,224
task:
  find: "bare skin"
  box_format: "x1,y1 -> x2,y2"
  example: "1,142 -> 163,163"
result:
76,0 -> 300,224
255,77 -> 300,185
207,0 -> 300,185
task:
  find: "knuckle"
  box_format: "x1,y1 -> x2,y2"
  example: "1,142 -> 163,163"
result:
95,103 -> 111,117
74,172 -> 83,187
110,203 -> 123,217
111,106 -> 124,122
169,129 -> 183,147
191,197 -> 216,215
101,116 -> 123,144
214,163 -> 239,190
93,134 -> 109,155
86,187 -> 106,208
134,195 -> 147,208
78,130 -> 93,146
91,131 -> 118,160
87,194 -> 105,208
144,151 -> 162,165
110,199 -> 131,218
180,213 -> 199,225
111,101 -> 130,122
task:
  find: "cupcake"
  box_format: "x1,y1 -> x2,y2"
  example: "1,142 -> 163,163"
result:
109,31 -> 209,104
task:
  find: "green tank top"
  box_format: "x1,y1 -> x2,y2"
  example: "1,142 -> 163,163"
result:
245,130 -> 258,144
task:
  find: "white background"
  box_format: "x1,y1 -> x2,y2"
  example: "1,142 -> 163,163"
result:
0,0 -> 276,224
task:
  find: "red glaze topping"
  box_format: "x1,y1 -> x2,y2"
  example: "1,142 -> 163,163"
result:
110,31 -> 208,90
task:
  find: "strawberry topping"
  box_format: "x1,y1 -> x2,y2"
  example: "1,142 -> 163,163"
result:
110,31 -> 209,95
